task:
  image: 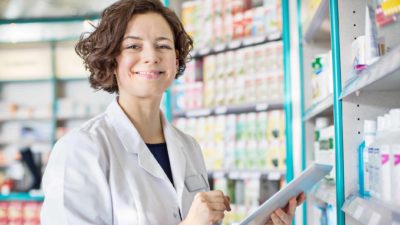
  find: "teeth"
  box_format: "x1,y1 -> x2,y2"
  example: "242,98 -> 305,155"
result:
136,71 -> 162,75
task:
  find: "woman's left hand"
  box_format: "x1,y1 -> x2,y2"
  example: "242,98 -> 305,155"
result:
265,192 -> 306,225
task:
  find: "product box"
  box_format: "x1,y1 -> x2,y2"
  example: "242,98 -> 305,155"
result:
252,6 -> 267,36
233,12 -> 245,39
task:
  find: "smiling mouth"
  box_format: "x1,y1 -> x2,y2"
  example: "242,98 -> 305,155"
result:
134,71 -> 165,79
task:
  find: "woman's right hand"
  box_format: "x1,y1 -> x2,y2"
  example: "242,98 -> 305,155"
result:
181,190 -> 231,225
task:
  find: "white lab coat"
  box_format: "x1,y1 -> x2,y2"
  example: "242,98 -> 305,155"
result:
41,99 -> 210,225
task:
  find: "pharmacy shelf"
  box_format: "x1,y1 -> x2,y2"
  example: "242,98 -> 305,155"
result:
342,194 -> 400,225
341,45 -> 400,99
0,138 -> 50,145
208,169 -> 285,181
56,77 -> 88,82
303,94 -> 333,121
173,100 -> 284,118
0,116 -> 52,122
192,34 -> 282,58
0,78 -> 52,83
57,115 -> 95,121
302,0 -> 330,42
310,180 -> 336,205
0,192 -> 44,201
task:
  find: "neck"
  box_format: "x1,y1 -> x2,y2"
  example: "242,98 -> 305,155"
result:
117,95 -> 165,144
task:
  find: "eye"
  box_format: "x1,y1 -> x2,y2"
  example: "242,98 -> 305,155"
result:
158,45 -> 172,50
126,44 -> 141,50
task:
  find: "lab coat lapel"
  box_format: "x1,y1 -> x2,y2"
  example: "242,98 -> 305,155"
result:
107,99 -> 173,186
161,114 -> 187,210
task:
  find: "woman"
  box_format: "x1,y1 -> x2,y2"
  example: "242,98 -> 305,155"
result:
40,0 -> 305,224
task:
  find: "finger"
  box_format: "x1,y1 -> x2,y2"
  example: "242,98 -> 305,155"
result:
224,195 -> 231,211
275,208 -> 292,224
297,192 -> 306,205
207,191 -> 226,203
208,202 -> 227,211
195,192 -> 207,203
208,190 -> 225,198
270,213 -> 284,225
282,197 -> 295,213
210,211 -> 225,224
286,197 -> 297,217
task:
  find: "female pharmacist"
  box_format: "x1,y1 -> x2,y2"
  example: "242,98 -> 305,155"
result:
40,0 -> 305,224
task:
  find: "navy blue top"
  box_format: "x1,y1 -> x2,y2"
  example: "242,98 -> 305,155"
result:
146,143 -> 174,185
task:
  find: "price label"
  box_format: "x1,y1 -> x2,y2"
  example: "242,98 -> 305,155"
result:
186,109 -> 211,117
214,43 -> 226,52
215,107 -> 227,114
213,171 -> 225,179
229,171 -> 240,179
269,32 -> 281,40
243,37 -> 256,46
368,212 -> 381,225
268,171 -> 281,181
256,103 -> 269,111
228,40 -> 241,49
198,47 -> 211,56
353,206 -> 364,219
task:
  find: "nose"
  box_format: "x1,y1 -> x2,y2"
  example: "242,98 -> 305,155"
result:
142,46 -> 160,64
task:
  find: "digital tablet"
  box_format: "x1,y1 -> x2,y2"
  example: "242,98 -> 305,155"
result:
238,163 -> 333,225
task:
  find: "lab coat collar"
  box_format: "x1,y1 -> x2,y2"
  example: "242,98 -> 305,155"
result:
107,98 -> 187,208
161,113 -> 187,210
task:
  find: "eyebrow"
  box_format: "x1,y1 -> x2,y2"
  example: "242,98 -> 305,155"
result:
123,35 -> 173,43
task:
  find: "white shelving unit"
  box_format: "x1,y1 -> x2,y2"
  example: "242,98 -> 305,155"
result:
310,180 -> 336,206
342,194 -> 400,225
333,1 -> 400,225
302,0 -> 330,42
299,0 -> 336,225
303,94 -> 333,121
173,100 -> 284,118
209,169 -> 285,181
341,45 -> 400,99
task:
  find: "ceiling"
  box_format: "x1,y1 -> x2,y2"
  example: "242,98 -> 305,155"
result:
0,0 -> 117,20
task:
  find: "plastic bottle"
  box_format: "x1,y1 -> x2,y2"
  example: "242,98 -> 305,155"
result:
358,120 -> 376,197
380,114 -> 392,202
314,117 -> 330,163
370,116 -> 385,198
389,109 -> 400,205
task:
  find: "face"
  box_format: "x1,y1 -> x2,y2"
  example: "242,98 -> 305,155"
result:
115,12 -> 178,99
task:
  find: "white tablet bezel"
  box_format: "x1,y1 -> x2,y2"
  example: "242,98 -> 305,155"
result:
238,163 -> 333,225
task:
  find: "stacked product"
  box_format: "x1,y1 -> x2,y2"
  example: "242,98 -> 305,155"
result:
314,117 -> 335,180
181,0 -> 282,49
0,102 -> 51,121
56,98 -> 109,120
0,201 -> 42,225
310,52 -> 333,105
203,42 -> 283,107
174,110 -> 285,171
171,60 -> 204,112
172,42 -> 283,111
358,109 -> 400,205
212,173 -> 281,225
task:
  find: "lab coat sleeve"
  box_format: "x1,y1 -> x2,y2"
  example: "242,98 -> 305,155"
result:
41,131 -> 112,225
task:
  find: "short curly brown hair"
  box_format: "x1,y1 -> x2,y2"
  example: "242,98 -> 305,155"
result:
75,0 -> 193,93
